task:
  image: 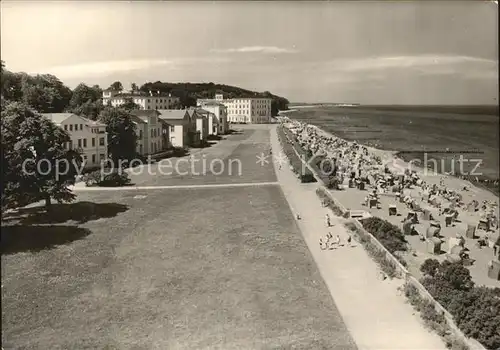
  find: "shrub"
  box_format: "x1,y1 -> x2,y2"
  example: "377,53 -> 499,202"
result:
343,220 -> 399,278
326,176 -> 340,190
420,258 -> 441,277
315,187 -> 344,216
360,217 -> 408,253
419,259 -> 500,349
99,170 -> 131,187
83,169 -> 131,187
83,170 -> 102,187
300,173 -> 316,183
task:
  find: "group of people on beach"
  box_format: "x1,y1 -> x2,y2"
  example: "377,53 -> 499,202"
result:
282,117 -> 498,229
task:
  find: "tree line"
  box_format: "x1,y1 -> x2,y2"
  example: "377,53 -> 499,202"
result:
1,61 -> 138,212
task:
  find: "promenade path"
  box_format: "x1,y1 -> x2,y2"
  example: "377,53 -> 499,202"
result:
269,125 -> 446,350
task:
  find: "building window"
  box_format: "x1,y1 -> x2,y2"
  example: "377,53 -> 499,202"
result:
99,137 -> 105,146
92,138 -> 95,147
80,124 -> 83,130
92,154 -> 96,163
74,124 -> 78,130
78,139 -> 82,148
64,125 -> 68,130
69,124 -> 73,131
83,138 -> 87,148
170,125 -> 175,132
151,129 -> 154,137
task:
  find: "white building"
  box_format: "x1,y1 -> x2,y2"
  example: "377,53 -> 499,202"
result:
157,110 -> 196,148
129,110 -> 164,156
196,102 -> 228,134
197,94 -> 272,124
42,113 -> 108,168
102,89 -> 180,110
187,109 -> 209,143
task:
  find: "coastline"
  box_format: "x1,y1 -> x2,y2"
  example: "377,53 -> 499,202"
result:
288,118 -> 499,204
280,108 -> 499,198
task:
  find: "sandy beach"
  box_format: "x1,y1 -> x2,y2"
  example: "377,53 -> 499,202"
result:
279,115 -> 500,288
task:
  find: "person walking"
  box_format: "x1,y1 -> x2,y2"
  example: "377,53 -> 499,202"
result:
325,214 -> 331,227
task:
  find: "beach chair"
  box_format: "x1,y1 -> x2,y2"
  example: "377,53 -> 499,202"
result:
478,219 -> 490,232
389,205 -> 397,216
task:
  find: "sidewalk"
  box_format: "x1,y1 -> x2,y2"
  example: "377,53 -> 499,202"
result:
269,125 -> 446,350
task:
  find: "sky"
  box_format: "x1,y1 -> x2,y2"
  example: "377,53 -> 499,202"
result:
1,1 -> 498,104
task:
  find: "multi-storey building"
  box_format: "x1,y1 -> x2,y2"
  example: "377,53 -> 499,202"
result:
157,110 -> 196,148
42,113 -> 108,168
129,110 -> 164,156
197,93 -> 272,124
102,89 -> 180,110
187,109 -> 209,143
196,102 -> 228,134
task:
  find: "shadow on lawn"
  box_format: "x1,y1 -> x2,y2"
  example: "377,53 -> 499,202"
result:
1,225 -> 92,255
4,202 -> 129,225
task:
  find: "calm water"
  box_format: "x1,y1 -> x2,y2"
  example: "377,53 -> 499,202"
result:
288,106 -> 499,184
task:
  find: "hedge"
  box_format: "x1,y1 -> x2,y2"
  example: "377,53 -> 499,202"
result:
277,126 -> 316,183
83,169 -> 131,187
316,187 -> 347,217
344,221 -> 400,278
418,259 -> 500,349
359,216 -> 408,254
282,128 -> 340,187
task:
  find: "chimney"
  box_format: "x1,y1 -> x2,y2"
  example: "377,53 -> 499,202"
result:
149,90 -> 152,96
169,93 -> 172,97
157,90 -> 160,95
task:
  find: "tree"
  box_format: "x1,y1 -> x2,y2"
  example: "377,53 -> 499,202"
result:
98,107 -> 137,164
1,102 -> 82,211
1,69 -> 25,102
69,83 -> 102,108
109,81 -> 123,92
70,99 -> 105,121
131,83 -> 138,92
20,74 -> 72,113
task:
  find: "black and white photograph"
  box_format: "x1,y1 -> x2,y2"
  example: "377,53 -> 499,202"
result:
1,1 -> 499,349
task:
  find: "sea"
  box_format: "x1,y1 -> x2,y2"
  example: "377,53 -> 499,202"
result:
285,105 -> 499,195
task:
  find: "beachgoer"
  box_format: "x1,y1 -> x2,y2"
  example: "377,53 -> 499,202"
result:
325,214 -> 331,227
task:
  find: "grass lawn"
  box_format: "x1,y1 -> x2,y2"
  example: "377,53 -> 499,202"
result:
1,186 -> 356,349
126,128 -> 276,187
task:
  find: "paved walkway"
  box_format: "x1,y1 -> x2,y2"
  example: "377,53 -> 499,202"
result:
270,125 -> 446,350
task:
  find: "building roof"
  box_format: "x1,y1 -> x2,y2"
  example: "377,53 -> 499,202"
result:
195,108 -> 211,115
199,101 -> 225,107
42,113 -> 75,124
108,92 -> 180,99
129,115 -> 147,125
42,113 -> 106,127
157,109 -> 189,120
